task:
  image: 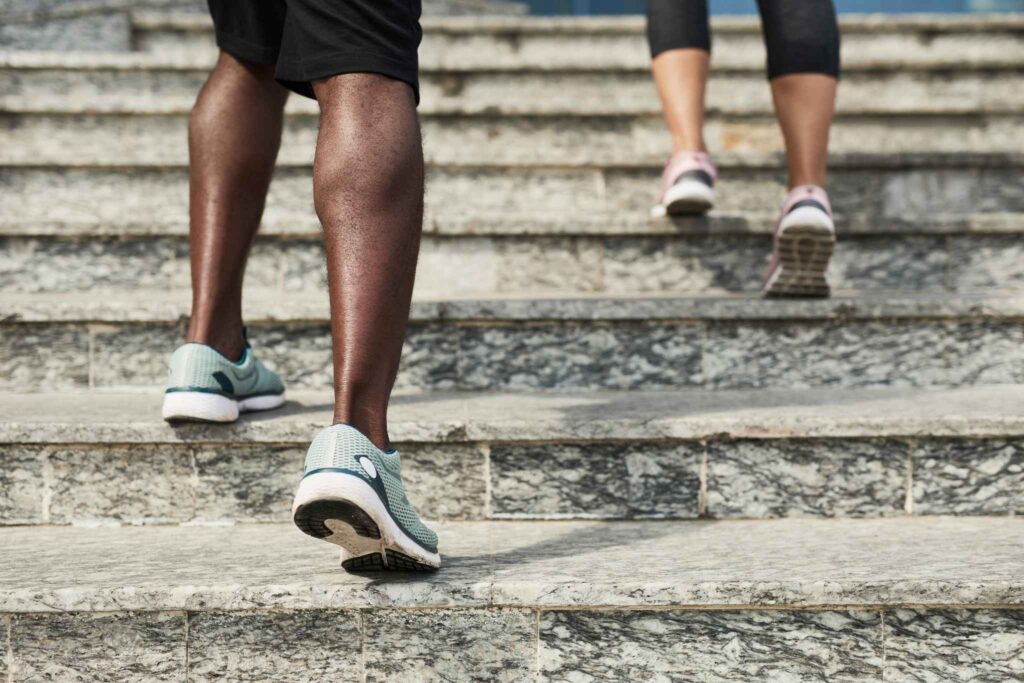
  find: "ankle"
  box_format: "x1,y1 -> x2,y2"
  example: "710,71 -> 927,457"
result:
671,139 -> 707,155
185,327 -> 246,361
787,174 -> 827,191
332,407 -> 390,450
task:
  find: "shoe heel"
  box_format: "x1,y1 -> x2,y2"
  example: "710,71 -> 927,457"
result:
162,391 -> 239,423
292,471 -> 441,570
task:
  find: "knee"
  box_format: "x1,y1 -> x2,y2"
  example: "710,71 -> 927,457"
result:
216,51 -> 278,82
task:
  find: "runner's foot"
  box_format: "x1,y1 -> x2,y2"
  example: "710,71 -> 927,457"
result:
162,335 -> 285,423
293,424 -> 441,572
651,150 -> 716,217
763,184 -> 836,298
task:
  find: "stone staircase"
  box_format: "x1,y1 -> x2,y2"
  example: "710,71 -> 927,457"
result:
1,12 -> 1023,682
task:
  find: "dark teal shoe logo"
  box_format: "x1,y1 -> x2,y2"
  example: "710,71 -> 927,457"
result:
212,371 -> 235,394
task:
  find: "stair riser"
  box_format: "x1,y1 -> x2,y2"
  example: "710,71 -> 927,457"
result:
2,318 -> 1021,393
5,607 -> 1022,681
0,13 -> 132,52
133,25 -> 1024,70
4,233 -> 1023,294
2,437 -> 1020,525
5,165 -> 1023,233
3,113 -> 1019,165
6,67 -> 1023,114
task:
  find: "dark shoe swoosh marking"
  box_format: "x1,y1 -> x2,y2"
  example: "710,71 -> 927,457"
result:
672,169 -> 714,188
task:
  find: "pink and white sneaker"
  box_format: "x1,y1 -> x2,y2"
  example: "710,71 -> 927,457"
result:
651,150 -> 716,217
763,185 -> 836,298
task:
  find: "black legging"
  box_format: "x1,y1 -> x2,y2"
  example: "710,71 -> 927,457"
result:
646,0 -> 841,80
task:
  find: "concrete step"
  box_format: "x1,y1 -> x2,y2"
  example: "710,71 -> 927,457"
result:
131,12 -> 1024,71
5,51 -> 1023,115
2,385 -> 1022,525
4,214 -> 1023,295
2,290 -> 1022,392
4,155 -> 1020,295
1,517 -> 1021,680
0,0 -> 523,52
3,108 -> 1017,165
4,154 -> 1022,233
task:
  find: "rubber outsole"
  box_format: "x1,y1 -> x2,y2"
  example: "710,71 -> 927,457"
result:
665,197 -> 714,215
342,549 -> 440,573
764,223 -> 835,299
294,498 -> 381,540
293,499 -> 438,573
656,178 -> 715,217
292,472 -> 441,572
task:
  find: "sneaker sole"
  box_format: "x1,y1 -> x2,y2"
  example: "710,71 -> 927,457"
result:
652,179 -> 715,217
162,391 -> 285,423
292,471 -> 441,572
764,207 -> 835,299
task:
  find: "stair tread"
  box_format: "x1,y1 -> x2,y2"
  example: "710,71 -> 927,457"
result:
6,49 -> 1020,74
3,150 -> 1018,170
3,289 -> 1022,323
3,384 -> 1023,444
130,12 -> 1024,34
7,97 -> 1020,116
1,517 -> 1020,612
3,212 -> 1020,238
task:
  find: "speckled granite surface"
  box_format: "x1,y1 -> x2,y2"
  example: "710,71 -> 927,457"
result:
883,609 -> 1024,682
10,612 -> 186,682
364,608 -> 536,682
2,518 -> 1023,680
539,609 -> 885,681
4,163 -> 1023,237
188,610 -> 362,682
6,232 -> 1022,295
4,385 -> 1022,444
1,518 -> 1021,613
2,387 -> 1023,523
3,292 -> 1024,392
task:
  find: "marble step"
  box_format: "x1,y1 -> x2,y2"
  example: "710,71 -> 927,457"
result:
3,212 -> 1022,295
131,12 -> 1024,71
4,153 -> 1022,232
2,385 -> 1022,525
2,290 -> 1022,393
1,517 -> 1022,680
0,0 -> 523,53
5,51 -> 1023,116
3,107 -> 1018,166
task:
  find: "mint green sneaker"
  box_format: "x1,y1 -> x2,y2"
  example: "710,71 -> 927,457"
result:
292,424 -> 441,571
162,339 -> 285,423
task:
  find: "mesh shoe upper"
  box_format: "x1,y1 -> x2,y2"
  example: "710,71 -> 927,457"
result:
657,150 -> 717,204
166,342 -> 284,399
303,424 -> 439,553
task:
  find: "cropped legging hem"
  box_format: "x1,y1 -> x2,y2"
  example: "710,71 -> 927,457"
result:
646,0 -> 841,80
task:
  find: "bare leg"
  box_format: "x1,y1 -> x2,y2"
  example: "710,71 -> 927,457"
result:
770,74 -> 837,189
186,52 -> 289,359
651,48 -> 710,154
312,74 -> 423,450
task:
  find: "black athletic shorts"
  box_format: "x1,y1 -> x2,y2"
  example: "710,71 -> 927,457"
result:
207,0 -> 422,102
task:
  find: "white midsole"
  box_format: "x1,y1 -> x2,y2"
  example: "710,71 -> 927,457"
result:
292,471 -> 441,568
651,178 -> 715,217
778,205 -> 835,236
162,391 -> 285,422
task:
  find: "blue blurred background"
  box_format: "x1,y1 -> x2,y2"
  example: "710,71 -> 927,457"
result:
527,0 -> 1024,16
